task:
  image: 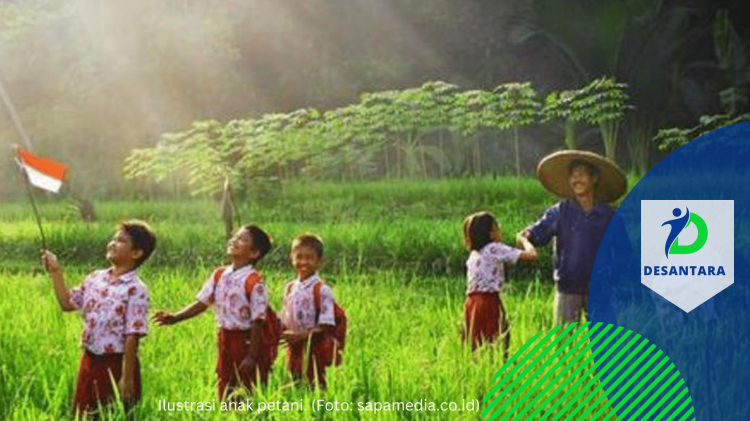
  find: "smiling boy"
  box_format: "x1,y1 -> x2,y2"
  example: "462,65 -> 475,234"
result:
42,220 -> 156,418
153,224 -> 274,399
280,234 -> 344,389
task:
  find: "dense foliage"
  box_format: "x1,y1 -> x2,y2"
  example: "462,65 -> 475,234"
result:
122,79 -> 629,197
2,1 -> 748,199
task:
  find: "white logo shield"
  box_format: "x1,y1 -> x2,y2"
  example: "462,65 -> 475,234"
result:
641,200 -> 734,312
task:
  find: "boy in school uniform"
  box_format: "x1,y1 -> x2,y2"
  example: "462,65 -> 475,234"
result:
41,220 -> 156,418
280,234 -> 344,389
154,224 -> 275,399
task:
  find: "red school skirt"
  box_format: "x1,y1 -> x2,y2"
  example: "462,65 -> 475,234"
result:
73,350 -> 141,415
287,334 -> 337,388
463,291 -> 510,351
217,328 -> 271,399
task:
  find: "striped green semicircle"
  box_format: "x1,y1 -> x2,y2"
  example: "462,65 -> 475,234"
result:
481,322 -> 696,421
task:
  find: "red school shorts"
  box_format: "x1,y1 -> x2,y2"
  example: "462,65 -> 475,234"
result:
287,333 -> 337,388
73,350 -> 141,415
216,328 -> 271,399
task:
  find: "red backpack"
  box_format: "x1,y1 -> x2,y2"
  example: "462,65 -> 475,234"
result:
285,280 -> 347,366
214,267 -> 281,365
314,281 -> 346,366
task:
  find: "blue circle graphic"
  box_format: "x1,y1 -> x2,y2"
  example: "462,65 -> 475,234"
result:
589,122 -> 750,420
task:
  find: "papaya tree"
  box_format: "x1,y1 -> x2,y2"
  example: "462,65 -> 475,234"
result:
493,82 -> 540,176
354,81 -> 457,178
450,89 -> 502,175
449,83 -> 539,176
542,77 -> 630,159
654,113 -> 750,152
124,119 -> 247,238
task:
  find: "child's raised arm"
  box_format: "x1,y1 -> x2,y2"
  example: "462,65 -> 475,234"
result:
515,233 -> 538,262
153,301 -> 208,326
41,250 -> 77,312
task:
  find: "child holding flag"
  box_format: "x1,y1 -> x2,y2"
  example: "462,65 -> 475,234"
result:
41,220 -> 156,418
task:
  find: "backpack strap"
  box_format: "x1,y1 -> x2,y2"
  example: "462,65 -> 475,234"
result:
286,280 -> 326,324
214,266 -> 263,304
204,267 -> 227,304
243,272 -> 263,302
313,281 -> 323,324
213,267 -> 227,285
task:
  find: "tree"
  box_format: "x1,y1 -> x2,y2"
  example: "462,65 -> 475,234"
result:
124,79 -> 631,187
654,113 -> 750,153
493,82 -> 539,176
654,9 -> 750,154
711,9 -> 750,115
451,89 -> 501,175
512,0 -> 703,166
542,77 -> 631,159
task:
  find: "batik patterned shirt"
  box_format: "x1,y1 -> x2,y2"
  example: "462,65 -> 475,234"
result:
466,242 -> 521,294
281,273 -> 335,333
197,264 -> 268,330
69,269 -> 149,354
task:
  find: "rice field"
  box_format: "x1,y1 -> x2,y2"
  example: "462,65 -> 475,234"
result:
0,177 -> 629,420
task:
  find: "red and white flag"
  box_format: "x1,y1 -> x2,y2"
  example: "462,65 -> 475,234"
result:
14,145 -> 69,193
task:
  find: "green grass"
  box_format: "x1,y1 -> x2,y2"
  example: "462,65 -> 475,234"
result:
0,177 -> 565,278
0,267 -> 565,420
1,177 -> 556,224
0,176 -> 638,420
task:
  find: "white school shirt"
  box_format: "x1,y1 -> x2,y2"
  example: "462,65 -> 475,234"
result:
196,264 -> 268,330
281,273 -> 335,333
69,269 -> 150,354
466,242 -> 521,294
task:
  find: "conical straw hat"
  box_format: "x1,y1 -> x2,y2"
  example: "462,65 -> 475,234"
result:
537,150 -> 627,203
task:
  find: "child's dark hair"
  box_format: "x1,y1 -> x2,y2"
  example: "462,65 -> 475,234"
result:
243,224 -> 273,263
119,220 -> 157,269
291,233 -> 324,258
463,212 -> 498,251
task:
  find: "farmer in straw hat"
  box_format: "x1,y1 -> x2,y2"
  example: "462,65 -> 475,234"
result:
522,150 -> 629,325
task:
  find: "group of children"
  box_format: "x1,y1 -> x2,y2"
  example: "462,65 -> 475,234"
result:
36,150 -> 629,420
42,222 -> 345,418
42,212 -> 535,419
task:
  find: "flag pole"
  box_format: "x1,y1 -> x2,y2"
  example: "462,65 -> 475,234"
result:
21,168 -> 48,250
0,73 -> 34,150
2,70 -> 48,249
12,149 -> 48,250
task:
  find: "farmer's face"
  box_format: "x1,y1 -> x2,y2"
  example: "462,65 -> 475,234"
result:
106,229 -> 142,267
569,165 -> 597,196
291,245 -> 322,280
227,228 -> 260,263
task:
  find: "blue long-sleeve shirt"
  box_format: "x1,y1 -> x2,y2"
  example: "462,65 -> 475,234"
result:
527,198 -> 626,294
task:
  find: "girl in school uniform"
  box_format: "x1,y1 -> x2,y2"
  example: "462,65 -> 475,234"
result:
462,212 -> 537,357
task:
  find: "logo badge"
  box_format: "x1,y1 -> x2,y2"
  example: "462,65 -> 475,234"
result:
641,200 -> 734,312
661,207 -> 708,258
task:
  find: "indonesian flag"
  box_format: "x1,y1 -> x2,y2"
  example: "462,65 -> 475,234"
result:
14,145 -> 69,193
